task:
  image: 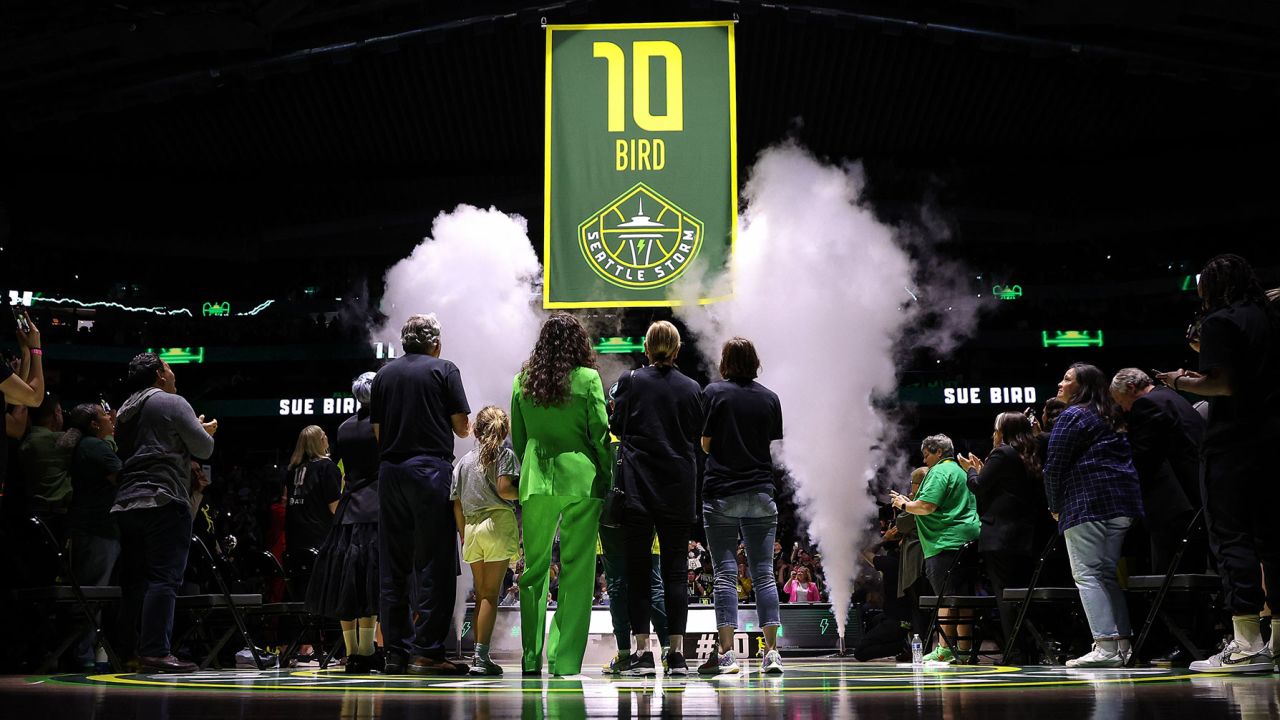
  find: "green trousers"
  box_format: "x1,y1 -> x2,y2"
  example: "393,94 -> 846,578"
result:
519,494 -> 603,675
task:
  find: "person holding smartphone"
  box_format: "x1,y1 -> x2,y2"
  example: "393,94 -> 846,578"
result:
1158,255 -> 1280,674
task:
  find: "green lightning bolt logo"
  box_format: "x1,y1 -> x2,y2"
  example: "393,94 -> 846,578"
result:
820,618 -> 831,635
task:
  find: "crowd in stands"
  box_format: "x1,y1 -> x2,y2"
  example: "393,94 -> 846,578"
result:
1,253 -> 1275,679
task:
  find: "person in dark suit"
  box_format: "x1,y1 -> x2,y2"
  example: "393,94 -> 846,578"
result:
1111,368 -> 1207,573
958,411 -> 1046,662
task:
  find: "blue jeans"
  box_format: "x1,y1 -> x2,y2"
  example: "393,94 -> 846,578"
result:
703,492 -> 780,630
599,524 -> 669,650
116,502 -> 192,658
1064,516 -> 1133,639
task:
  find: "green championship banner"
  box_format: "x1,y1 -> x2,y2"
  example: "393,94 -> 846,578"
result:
543,21 -> 737,308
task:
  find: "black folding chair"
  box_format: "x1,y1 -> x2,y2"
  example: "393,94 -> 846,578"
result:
918,540 -> 995,664
1002,533 -> 1081,665
1125,509 -> 1219,666
12,516 -> 124,672
173,536 -> 267,669
254,549 -> 338,668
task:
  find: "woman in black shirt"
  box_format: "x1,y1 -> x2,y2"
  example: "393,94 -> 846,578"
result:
958,411 -> 1046,662
610,321 -> 703,676
284,425 -> 342,580
307,372 -> 382,673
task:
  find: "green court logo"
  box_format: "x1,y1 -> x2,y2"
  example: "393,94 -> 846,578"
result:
578,183 -> 704,290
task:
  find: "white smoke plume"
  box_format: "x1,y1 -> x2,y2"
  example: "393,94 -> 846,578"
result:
372,204 -> 544,434
678,141 -> 983,637
372,203 -> 545,641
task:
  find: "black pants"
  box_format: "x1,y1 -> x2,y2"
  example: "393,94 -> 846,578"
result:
622,508 -> 690,638
116,502 -> 192,658
378,455 -> 458,660
854,612 -> 906,661
1203,449 -> 1280,615
983,550 -> 1033,658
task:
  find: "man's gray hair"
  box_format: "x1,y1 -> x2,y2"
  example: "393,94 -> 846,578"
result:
1110,368 -> 1152,394
351,371 -> 376,406
920,434 -> 955,459
400,313 -> 442,354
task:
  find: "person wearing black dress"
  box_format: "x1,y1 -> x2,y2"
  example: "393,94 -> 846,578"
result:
306,372 -> 382,673
958,411 -> 1045,663
609,321 -> 703,676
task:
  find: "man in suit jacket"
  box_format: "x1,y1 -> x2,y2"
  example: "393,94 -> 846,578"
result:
1111,368 -> 1207,573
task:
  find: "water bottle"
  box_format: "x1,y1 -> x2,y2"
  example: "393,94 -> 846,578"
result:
911,634 -> 923,667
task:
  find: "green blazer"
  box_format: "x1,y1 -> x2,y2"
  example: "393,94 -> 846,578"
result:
510,367 -> 613,502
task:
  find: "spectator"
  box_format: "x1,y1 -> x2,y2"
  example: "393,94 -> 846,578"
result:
371,313 -> 471,676
60,401 -> 122,669
283,426 -> 342,582
111,352 -> 216,673
20,393 -> 72,542
958,412 -> 1046,663
0,310 -> 44,409
697,336 -> 785,676
1160,255 -> 1280,674
896,467 -> 930,644
890,434 -> 981,665
1110,368 -> 1206,573
511,313 -> 611,677
307,371 -> 382,674
1044,362 -> 1143,668
783,567 -> 821,602
610,320 -> 703,677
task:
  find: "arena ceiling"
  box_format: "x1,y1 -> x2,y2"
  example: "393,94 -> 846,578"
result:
1,0 -> 1276,293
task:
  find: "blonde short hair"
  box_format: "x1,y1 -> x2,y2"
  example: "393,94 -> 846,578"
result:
645,321 -> 681,365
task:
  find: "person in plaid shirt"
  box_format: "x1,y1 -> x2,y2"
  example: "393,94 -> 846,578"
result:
1044,362 -> 1143,668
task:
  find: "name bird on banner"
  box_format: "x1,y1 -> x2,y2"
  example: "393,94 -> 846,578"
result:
544,21 -> 737,308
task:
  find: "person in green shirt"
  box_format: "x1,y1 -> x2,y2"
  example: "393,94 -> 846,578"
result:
511,313 -> 612,676
890,433 -> 980,665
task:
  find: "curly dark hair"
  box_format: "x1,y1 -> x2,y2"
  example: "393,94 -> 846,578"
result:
1199,254 -> 1267,313
520,313 -> 598,407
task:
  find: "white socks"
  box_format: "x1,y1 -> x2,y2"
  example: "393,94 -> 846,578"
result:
1097,638 -> 1119,654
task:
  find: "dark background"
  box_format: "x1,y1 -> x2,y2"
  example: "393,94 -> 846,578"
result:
2,0 -> 1277,470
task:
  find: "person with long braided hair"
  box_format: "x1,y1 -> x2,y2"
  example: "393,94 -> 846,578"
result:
1159,254 -> 1280,673
511,313 -> 612,676
449,405 -> 519,676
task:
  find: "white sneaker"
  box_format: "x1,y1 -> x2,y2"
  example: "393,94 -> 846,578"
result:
1065,644 -> 1123,668
1189,640 -> 1273,674
761,650 -> 785,674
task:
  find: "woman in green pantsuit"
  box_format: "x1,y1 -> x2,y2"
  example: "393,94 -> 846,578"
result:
511,313 -> 612,676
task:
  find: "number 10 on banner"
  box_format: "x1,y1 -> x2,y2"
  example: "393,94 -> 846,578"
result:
593,41 -> 682,171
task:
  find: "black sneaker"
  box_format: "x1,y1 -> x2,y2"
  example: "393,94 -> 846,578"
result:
697,651 -> 721,676
622,651 -> 657,676
344,654 -> 370,674
383,653 -> 407,675
664,651 -> 689,676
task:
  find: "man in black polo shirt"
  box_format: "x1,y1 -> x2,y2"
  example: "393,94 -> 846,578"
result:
371,313 -> 471,675
1161,255 -> 1280,674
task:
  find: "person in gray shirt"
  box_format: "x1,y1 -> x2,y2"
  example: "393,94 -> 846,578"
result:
111,352 -> 217,673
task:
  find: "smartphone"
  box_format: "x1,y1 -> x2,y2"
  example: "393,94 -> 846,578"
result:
11,305 -> 29,333
99,395 -> 112,415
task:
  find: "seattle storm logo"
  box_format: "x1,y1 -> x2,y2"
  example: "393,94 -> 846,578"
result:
578,183 -> 704,290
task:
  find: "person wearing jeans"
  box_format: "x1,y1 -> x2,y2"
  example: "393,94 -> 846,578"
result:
1044,363 -> 1144,668
111,353 -> 216,673
696,337 -> 785,675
